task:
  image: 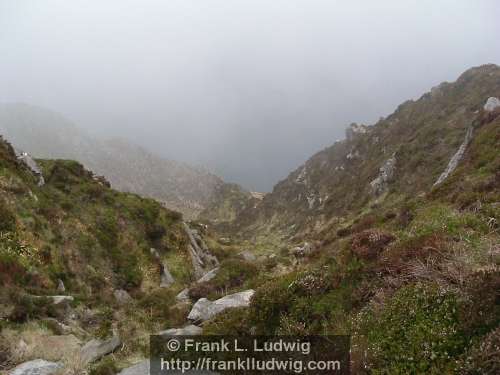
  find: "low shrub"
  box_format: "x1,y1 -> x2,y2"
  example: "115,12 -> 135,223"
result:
351,230 -> 395,260
356,283 -> 468,373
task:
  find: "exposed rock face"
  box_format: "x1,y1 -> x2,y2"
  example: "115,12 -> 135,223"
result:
80,335 -> 121,364
345,123 -> 369,140
187,290 -> 255,322
434,127 -> 473,186
8,359 -> 62,375
484,96 -> 500,111
196,267 -> 219,283
16,151 -> 45,186
183,223 -> 219,279
158,324 -> 203,336
370,154 -> 396,196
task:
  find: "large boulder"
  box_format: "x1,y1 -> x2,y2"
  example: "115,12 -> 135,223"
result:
8,360 -> 62,375
187,290 -> 255,322
158,324 -> 202,336
80,335 -> 121,364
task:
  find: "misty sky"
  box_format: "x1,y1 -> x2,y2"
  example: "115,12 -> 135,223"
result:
1,1 -> 500,191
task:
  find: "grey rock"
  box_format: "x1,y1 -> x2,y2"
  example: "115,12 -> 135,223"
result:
370,154 -> 396,196
56,279 -> 65,293
484,96 -> 500,112
238,251 -> 257,262
175,288 -> 190,302
434,126 -> 473,186
158,324 -> 202,336
50,295 -> 74,306
345,123 -> 369,140
184,223 -> 219,279
80,335 -> 121,364
8,359 -> 62,375
16,151 -> 45,186
118,361 -> 149,375
187,290 -> 255,322
114,289 -> 132,305
196,267 -> 219,283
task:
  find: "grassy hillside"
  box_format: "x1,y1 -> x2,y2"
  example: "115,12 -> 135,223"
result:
0,136 -> 196,370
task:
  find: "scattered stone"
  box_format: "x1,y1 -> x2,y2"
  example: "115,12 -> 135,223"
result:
484,97 -> 500,112
187,290 -> 255,322
80,335 -> 121,364
8,359 -> 62,375
114,289 -> 132,305
370,154 -> 396,196
158,324 -> 203,336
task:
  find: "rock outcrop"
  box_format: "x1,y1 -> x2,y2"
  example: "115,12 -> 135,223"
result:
183,223 -> 219,279
370,154 -> 396,196
8,359 -> 62,375
187,290 -> 255,322
434,126 -> 473,186
16,151 -> 45,186
484,96 -> 500,112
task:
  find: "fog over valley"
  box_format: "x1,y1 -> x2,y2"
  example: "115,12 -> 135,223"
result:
1,0 -> 500,191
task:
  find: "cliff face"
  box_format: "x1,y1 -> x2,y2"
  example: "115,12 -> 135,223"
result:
231,64 -> 500,238
0,104 -> 226,219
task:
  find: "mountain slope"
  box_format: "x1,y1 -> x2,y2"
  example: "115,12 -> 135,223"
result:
0,104 -> 225,218
229,64 -> 500,239
200,65 -> 500,373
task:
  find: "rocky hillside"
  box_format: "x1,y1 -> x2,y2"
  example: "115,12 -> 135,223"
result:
0,104 -> 226,219
0,134 -> 228,373
228,64 -> 500,241
197,65 -> 499,373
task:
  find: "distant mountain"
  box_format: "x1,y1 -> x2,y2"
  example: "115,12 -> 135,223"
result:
0,103 -> 227,218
